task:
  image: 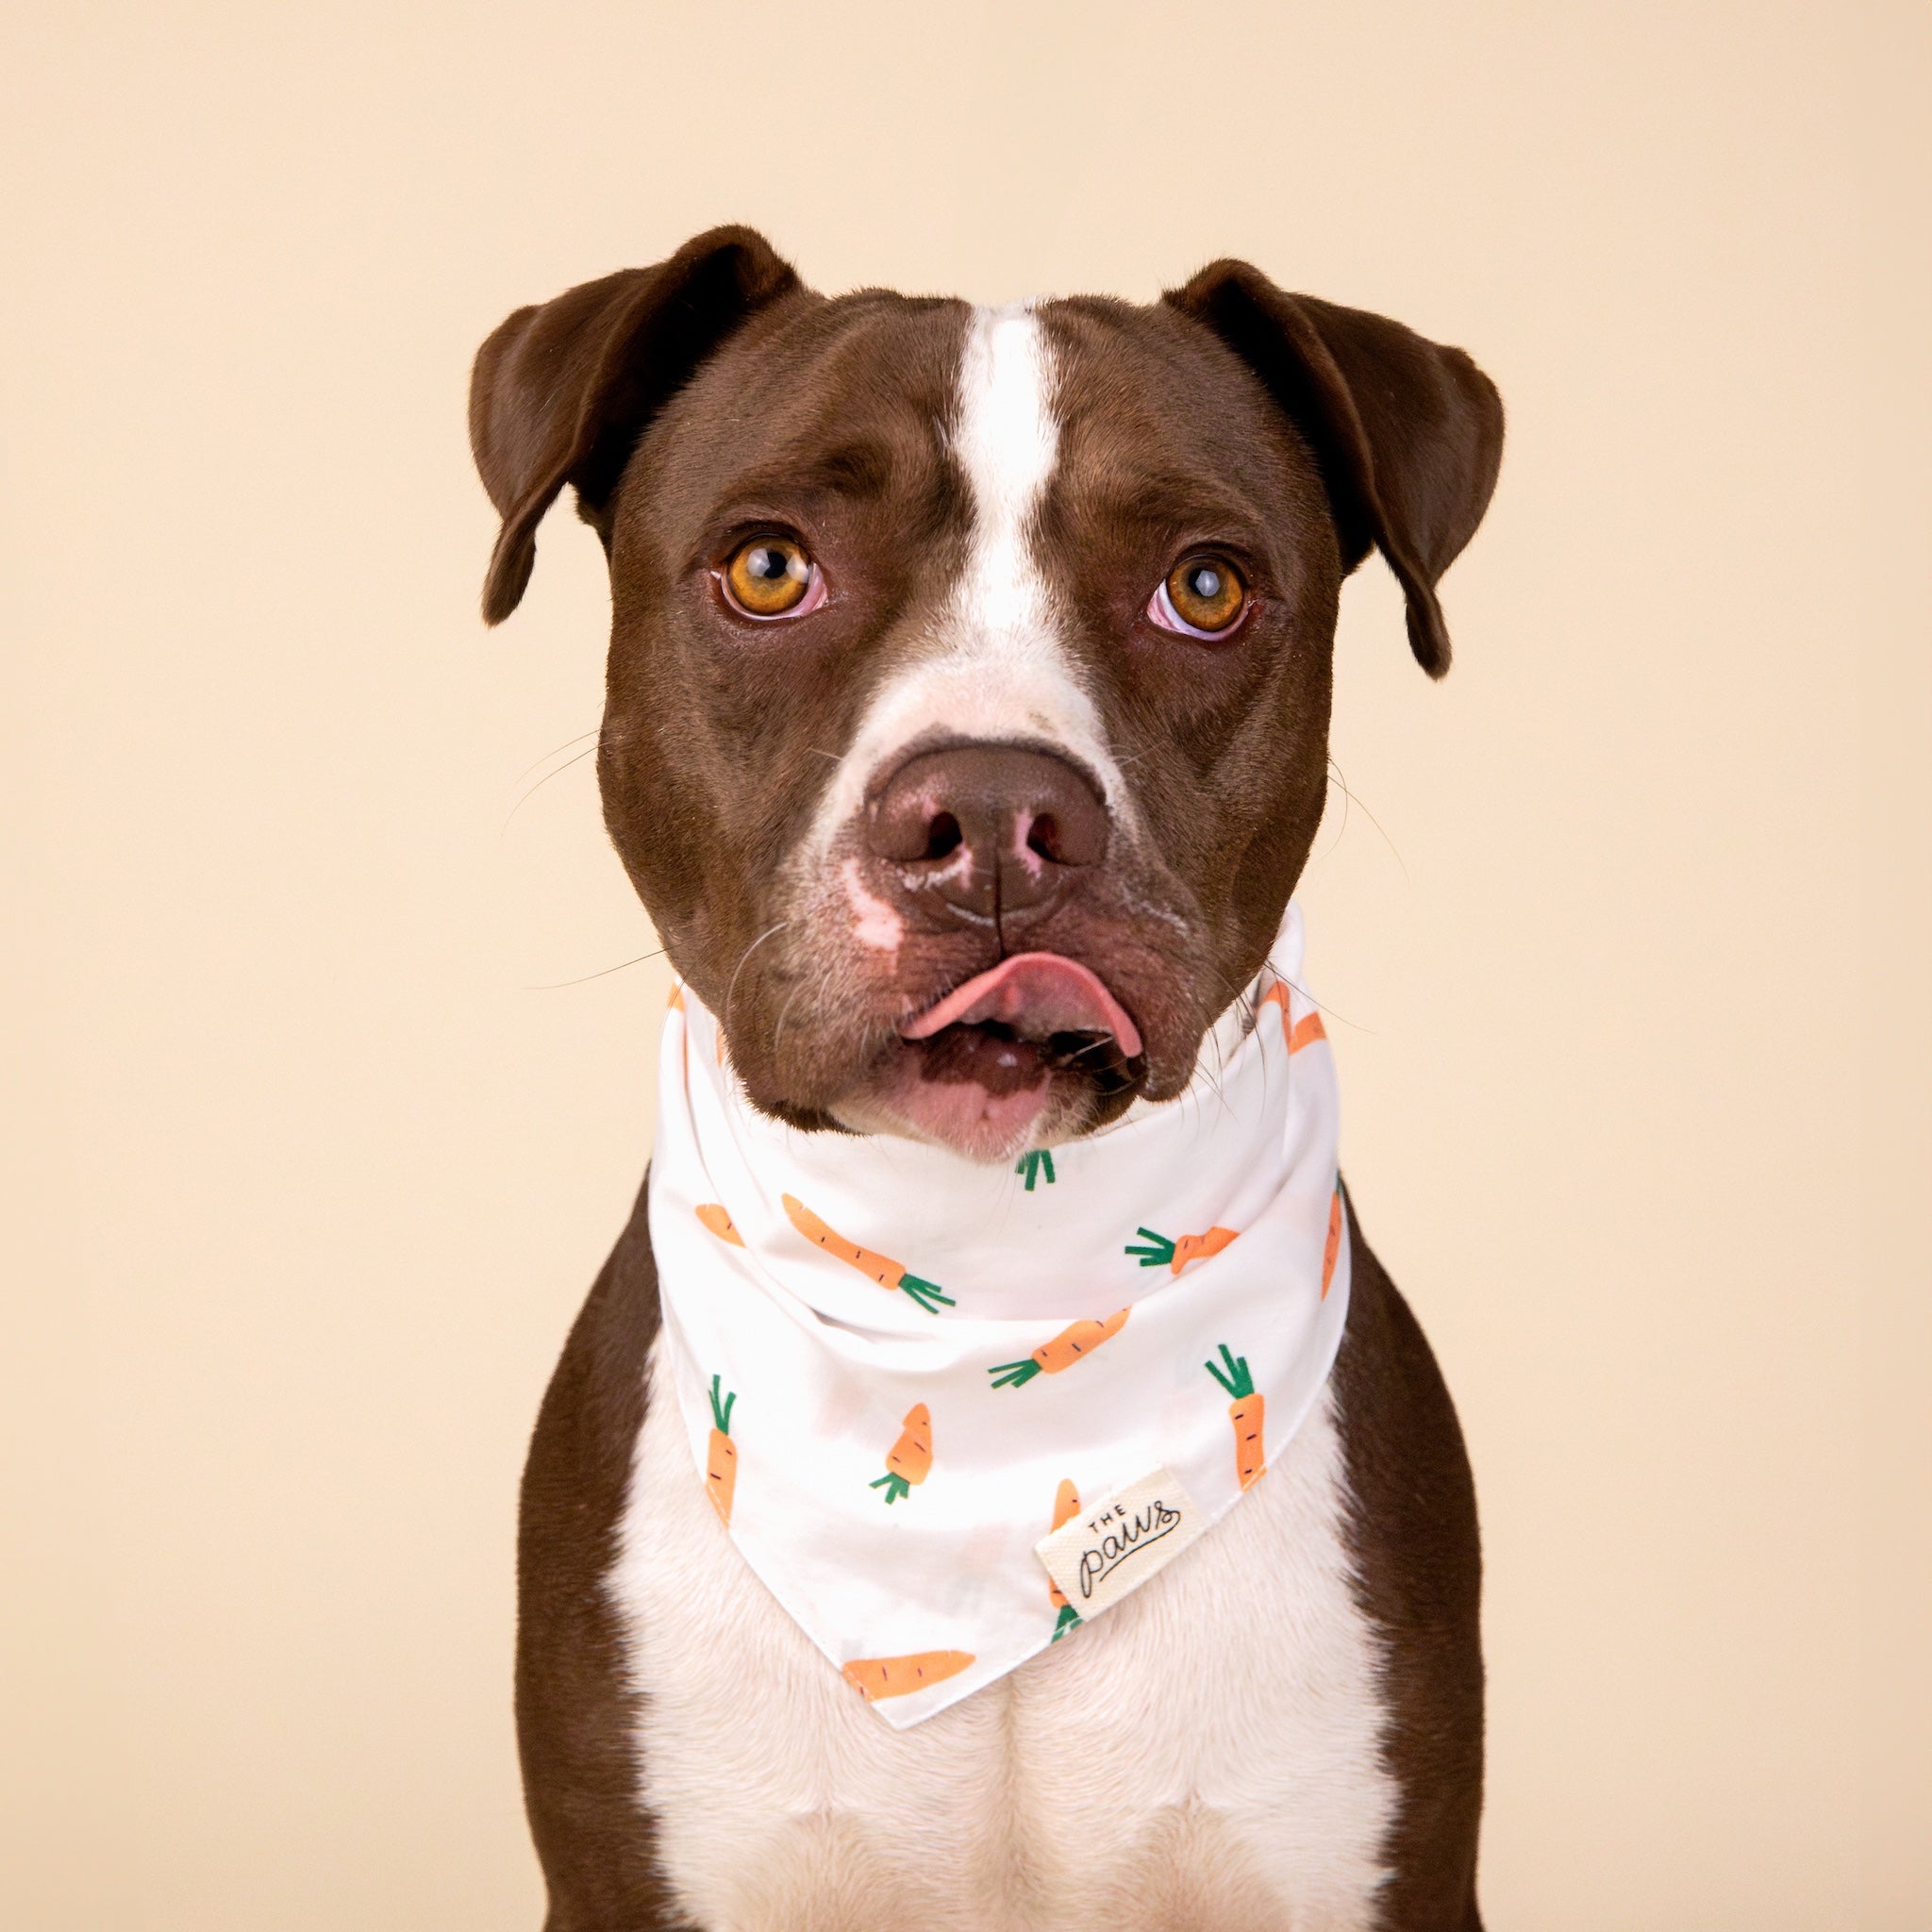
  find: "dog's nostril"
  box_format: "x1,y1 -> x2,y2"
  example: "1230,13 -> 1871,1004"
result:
924,812 -> 963,861
867,745 -> 1108,887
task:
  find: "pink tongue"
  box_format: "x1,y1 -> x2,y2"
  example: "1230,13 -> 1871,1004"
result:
898,953 -> 1143,1059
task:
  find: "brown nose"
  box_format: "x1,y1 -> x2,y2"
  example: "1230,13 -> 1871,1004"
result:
866,744 -> 1109,922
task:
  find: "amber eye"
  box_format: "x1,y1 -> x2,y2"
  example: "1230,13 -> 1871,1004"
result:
1157,555 -> 1246,636
723,536 -> 818,619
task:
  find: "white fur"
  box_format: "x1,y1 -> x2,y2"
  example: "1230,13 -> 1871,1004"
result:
801,305 -> 1140,859
839,858 -> 905,955
613,1337 -> 1396,1931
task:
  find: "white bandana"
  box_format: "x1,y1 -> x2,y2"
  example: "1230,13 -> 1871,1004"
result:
647,903 -> 1351,1727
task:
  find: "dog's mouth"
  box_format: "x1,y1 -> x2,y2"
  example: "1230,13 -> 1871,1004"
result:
901,953 -> 1142,1058
851,954 -> 1145,1158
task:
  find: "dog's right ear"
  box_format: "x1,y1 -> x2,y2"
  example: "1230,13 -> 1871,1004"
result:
469,225 -> 802,625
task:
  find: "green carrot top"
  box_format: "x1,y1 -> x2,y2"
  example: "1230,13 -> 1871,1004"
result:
1204,1343 -> 1255,1402
1016,1150 -> 1057,1191
708,1374 -> 736,1435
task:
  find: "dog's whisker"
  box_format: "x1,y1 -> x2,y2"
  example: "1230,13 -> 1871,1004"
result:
502,725 -> 643,835
771,981 -> 805,1066
523,946 -> 666,991
724,921 -> 792,1032
1324,758 -> 1409,881
502,743 -> 601,834
1255,953 -> 1364,1037
508,725 -> 601,788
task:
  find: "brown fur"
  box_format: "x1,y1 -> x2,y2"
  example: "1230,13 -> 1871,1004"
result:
513,1178 -> 672,1930
1332,1185 -> 1487,1929
471,225 -> 1504,1929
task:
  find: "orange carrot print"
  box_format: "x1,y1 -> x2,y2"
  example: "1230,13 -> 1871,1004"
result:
694,1203 -> 744,1246
1125,1225 -> 1239,1274
705,1374 -> 738,1526
989,1308 -> 1129,1389
841,1649 -> 975,1701
1260,979 -> 1288,1028
1260,980 -> 1326,1053
1048,1478 -> 1082,1640
870,1403 -> 933,1504
1322,1188 -> 1343,1299
782,1194 -> 955,1313
1205,1343 -> 1265,1490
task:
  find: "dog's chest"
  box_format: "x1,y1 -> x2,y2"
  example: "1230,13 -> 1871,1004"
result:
609,1337 -> 1395,1932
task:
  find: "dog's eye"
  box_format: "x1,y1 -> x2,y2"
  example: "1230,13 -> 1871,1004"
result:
722,536 -> 822,620
1150,555 -> 1246,638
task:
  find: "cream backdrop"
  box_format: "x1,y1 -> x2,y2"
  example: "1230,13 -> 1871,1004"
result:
4,3 -> 1926,1927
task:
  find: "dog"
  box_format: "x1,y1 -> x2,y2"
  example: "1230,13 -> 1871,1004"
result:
469,225 -> 1503,1932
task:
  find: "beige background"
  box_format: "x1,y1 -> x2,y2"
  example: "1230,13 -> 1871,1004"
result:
4,2 -> 1927,1926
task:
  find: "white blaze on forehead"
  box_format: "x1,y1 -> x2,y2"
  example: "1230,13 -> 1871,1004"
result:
803,303 -> 1134,855
953,304 -> 1058,635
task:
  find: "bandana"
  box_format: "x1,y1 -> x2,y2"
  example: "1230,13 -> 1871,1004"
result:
647,903 -> 1350,1727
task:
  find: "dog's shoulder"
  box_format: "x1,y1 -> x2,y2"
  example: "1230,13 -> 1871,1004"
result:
1329,1187 -> 1487,1928
516,1175 -> 675,1927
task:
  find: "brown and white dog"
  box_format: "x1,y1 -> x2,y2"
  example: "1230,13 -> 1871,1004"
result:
470,225 -> 1503,1932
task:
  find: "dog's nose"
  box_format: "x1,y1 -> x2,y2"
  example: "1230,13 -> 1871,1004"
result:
866,744 -> 1109,921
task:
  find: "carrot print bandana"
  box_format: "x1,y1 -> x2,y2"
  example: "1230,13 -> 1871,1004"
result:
648,902 -> 1351,1728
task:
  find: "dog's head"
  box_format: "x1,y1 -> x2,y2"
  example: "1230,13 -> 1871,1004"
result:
471,226 -> 1501,1161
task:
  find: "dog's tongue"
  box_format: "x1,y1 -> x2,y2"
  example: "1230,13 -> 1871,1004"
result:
899,953 -> 1143,1059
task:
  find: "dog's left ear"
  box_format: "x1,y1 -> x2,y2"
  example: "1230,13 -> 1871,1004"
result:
469,225 -> 804,625
1165,261 -> 1503,677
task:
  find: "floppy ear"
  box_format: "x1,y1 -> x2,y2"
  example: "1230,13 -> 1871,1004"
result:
1164,260 -> 1503,677
469,225 -> 803,624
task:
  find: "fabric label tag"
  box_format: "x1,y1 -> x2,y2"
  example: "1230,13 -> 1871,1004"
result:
1035,1466 -> 1205,1620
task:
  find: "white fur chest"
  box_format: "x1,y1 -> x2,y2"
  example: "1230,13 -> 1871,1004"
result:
609,1335 -> 1396,1932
